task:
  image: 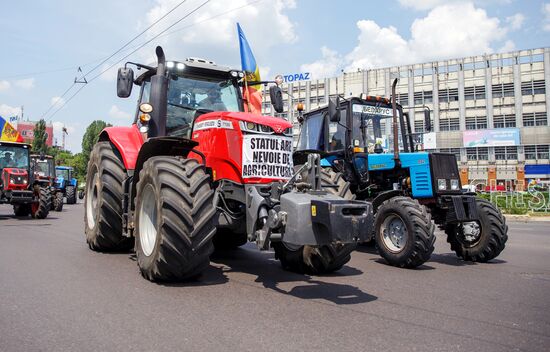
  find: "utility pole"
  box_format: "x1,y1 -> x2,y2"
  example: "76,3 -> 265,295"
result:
62,126 -> 68,150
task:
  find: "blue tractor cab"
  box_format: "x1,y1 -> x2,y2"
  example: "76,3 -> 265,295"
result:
55,166 -> 77,204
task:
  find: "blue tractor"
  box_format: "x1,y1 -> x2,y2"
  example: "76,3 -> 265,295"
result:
55,166 -> 77,205
295,79 -> 508,268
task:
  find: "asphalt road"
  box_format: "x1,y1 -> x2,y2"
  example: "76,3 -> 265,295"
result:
1,203 -> 549,352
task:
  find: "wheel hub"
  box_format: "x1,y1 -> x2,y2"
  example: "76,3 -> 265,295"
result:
86,171 -> 99,229
459,221 -> 481,246
381,214 -> 408,253
138,184 -> 158,257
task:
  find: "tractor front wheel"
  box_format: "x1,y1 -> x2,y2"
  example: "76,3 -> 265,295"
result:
134,157 -> 217,282
66,185 -> 76,204
31,187 -> 51,219
445,198 -> 507,262
84,141 -> 133,251
53,191 -> 64,211
374,196 -> 435,268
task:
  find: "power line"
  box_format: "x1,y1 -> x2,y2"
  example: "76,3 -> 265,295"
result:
46,0 -> 211,121
40,0 -> 189,120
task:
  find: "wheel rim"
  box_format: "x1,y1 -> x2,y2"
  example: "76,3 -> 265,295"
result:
86,170 -> 99,229
458,221 -> 482,247
380,214 -> 408,253
138,184 -> 158,257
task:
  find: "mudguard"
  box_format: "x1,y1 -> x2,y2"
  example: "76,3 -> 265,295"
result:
99,125 -> 144,170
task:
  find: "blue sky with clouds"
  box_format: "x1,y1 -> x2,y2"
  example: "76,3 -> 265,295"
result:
1,0 -> 549,152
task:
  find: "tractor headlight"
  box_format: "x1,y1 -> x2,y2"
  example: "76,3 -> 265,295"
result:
437,179 -> 447,191
239,121 -> 274,134
450,179 -> 460,190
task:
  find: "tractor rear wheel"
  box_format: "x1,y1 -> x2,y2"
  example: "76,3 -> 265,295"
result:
85,141 -> 133,252
66,185 -> 76,204
31,187 -> 51,219
374,196 -> 435,268
134,157 -> 217,282
445,198 -> 507,262
273,168 -> 357,274
13,204 -> 31,217
53,191 -> 64,211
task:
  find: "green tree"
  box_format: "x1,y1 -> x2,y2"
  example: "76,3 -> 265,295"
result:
32,119 -> 48,154
82,120 -> 111,166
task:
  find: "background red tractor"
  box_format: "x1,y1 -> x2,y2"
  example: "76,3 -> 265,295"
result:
84,47 -> 373,282
0,142 -> 51,218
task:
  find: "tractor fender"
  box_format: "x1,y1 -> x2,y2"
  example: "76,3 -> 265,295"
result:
130,137 -> 199,211
372,190 -> 403,212
98,125 -> 144,170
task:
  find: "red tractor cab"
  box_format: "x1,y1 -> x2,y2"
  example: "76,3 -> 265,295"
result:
84,47 -> 373,282
0,142 -> 51,218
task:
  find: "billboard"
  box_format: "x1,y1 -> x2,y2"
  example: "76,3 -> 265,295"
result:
16,121 -> 54,147
463,128 -> 520,147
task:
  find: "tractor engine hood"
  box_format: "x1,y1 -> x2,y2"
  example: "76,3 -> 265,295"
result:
2,168 -> 29,190
197,111 -> 292,134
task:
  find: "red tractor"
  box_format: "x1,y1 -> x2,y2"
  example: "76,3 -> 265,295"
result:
30,154 -> 64,211
0,141 -> 51,218
84,47 -> 373,281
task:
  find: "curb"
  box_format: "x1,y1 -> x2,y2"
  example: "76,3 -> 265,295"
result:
504,214 -> 550,222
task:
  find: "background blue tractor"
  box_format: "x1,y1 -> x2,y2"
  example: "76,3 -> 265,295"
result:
295,78 -> 508,268
55,166 -> 77,205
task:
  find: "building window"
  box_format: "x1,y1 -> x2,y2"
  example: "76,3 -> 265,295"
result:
440,148 -> 461,160
465,116 -> 487,130
414,120 -> 424,133
439,117 -> 460,131
523,112 -> 547,126
466,147 -> 488,161
537,145 -> 549,159
397,93 -> 408,106
495,146 -> 517,160
524,145 -> 536,159
413,91 -> 433,105
439,88 -> 459,103
521,80 -> 546,96
492,83 -> 514,98
464,86 -> 486,100
493,114 -> 516,128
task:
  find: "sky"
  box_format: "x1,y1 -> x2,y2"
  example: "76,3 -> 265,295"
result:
0,0 -> 549,152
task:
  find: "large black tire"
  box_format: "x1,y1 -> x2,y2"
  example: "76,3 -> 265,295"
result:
13,204 -> 31,217
272,168 -> 357,274
53,191 -> 64,211
213,229 -> 247,250
66,185 -> 76,204
445,198 -> 508,262
134,157 -> 217,282
84,142 -> 134,252
31,187 -> 51,219
374,196 -> 435,268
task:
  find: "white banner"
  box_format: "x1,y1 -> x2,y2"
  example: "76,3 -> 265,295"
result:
242,134 -> 293,179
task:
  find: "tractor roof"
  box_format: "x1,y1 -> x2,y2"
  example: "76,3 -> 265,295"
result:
30,154 -> 54,159
0,141 -> 31,149
135,58 -> 241,85
55,165 -> 73,170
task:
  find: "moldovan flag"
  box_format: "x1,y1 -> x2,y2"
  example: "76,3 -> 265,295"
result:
0,115 -> 23,142
237,23 -> 262,114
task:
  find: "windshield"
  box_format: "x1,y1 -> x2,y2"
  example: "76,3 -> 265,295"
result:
56,169 -> 70,179
352,103 -> 403,153
33,158 -> 55,177
0,146 -> 29,169
297,112 -> 325,150
165,75 -> 241,138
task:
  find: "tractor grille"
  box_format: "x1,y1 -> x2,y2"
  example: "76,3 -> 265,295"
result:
430,153 -> 459,180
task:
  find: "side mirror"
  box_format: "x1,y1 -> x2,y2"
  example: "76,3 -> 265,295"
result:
117,67 -> 134,98
269,85 -> 284,113
424,108 -> 432,132
328,96 -> 341,122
